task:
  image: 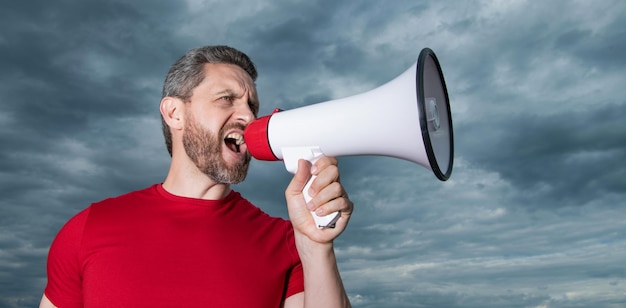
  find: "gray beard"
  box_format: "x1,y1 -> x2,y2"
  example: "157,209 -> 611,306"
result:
182,114 -> 250,184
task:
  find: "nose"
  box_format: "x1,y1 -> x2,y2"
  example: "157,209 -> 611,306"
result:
235,103 -> 255,125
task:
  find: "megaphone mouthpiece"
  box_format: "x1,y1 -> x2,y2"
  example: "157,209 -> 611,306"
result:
244,111 -> 278,161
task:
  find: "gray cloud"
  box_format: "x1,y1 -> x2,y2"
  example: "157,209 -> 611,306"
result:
1,0 -> 625,307
462,103 -> 626,207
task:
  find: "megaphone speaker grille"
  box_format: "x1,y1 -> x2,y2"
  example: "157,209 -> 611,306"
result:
417,48 -> 454,181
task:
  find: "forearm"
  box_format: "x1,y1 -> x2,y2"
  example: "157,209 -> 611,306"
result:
296,232 -> 351,308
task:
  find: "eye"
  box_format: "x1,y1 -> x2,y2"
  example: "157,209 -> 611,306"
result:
220,96 -> 233,102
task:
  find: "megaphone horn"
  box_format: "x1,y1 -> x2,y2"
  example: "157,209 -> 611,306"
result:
244,48 -> 454,228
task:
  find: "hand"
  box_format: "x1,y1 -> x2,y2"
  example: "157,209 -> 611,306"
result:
285,156 -> 353,244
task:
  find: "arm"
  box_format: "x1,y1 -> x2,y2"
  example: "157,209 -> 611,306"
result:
39,294 -> 57,308
284,157 -> 353,308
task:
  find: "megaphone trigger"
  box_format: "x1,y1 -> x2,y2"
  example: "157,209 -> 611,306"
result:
282,146 -> 342,229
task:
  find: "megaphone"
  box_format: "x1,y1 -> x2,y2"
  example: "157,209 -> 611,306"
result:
244,48 -> 453,228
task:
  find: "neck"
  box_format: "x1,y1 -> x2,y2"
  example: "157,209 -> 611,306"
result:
162,160 -> 232,200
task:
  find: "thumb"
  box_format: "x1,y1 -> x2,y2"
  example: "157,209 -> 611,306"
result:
285,159 -> 316,230
286,159 -> 312,197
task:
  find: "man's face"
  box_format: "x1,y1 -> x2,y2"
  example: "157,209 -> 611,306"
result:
182,63 -> 259,184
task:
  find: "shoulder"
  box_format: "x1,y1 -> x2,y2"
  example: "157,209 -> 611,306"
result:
49,185 -> 158,247
229,191 -> 292,227
230,192 -> 299,260
92,184 -> 159,207
50,207 -> 91,251
86,185 -> 161,218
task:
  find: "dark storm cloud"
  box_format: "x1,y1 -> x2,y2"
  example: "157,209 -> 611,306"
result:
0,0 -> 183,193
1,0 -> 626,307
461,103 -> 626,207
1,0 -> 179,124
242,0 -> 427,113
554,18 -> 626,71
0,1 -> 176,224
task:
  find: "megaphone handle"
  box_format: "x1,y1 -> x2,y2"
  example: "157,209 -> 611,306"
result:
302,173 -> 342,228
281,147 -> 342,229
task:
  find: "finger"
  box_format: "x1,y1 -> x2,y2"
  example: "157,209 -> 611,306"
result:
314,195 -> 353,218
308,181 -> 343,211
311,156 -> 338,176
307,164 -> 339,198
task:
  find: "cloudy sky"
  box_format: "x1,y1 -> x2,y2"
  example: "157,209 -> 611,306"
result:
1,0 -> 625,307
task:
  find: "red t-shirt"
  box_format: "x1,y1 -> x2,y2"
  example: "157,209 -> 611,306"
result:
44,184 -> 304,307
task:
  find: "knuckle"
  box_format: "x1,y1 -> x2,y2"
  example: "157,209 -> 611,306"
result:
328,182 -> 342,196
327,164 -> 339,175
329,156 -> 338,165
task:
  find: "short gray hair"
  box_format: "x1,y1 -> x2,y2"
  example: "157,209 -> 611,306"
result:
160,45 -> 257,156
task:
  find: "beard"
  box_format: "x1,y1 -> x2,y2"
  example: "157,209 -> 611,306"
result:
182,112 -> 251,184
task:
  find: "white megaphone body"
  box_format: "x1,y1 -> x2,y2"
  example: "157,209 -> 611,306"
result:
244,48 -> 453,228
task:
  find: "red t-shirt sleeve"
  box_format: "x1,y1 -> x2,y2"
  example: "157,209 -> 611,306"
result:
44,207 -> 90,308
283,221 -> 305,298
285,261 -> 304,298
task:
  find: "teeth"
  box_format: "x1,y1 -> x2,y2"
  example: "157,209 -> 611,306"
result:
226,133 -> 245,145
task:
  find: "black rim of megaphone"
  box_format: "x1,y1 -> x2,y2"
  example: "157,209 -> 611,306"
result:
417,48 -> 454,181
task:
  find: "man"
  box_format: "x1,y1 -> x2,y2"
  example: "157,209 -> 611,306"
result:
40,45 -> 353,307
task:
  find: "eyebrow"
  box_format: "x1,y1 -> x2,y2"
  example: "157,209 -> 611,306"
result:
215,89 -> 237,97
215,88 -> 260,114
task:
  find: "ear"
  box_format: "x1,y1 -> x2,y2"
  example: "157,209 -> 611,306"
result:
160,96 -> 185,131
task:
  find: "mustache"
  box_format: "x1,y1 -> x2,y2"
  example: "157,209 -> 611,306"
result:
220,122 -> 247,135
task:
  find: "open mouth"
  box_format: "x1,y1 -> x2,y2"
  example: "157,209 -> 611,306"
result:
224,132 -> 245,153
